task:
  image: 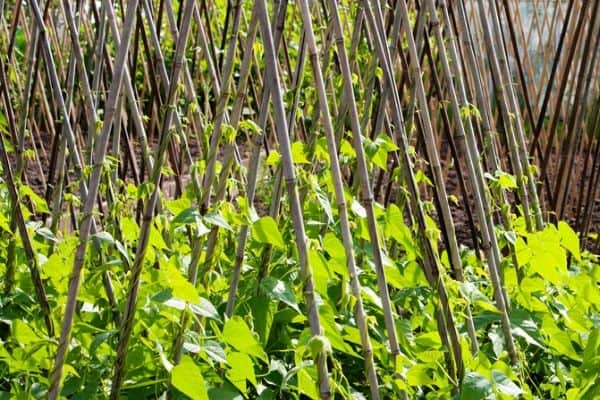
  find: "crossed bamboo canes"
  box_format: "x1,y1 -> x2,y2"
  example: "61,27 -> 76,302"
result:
0,0 -> 599,398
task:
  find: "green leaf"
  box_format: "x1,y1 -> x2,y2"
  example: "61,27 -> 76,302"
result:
0,212 -> 11,232
204,211 -> 233,231
165,196 -> 192,216
36,227 -> 57,243
208,387 -> 245,400
20,185 -> 50,214
492,370 -> 523,397
558,221 -> 581,260
322,232 -> 345,261
323,233 -> 348,278
250,295 -> 274,346
406,364 -> 432,386
190,298 -> 220,320
13,320 -> 40,345
298,368 -> 319,399
162,259 -> 200,304
264,151 -> 281,166
583,328 -> 600,368
460,372 -> 492,399
291,141 -> 310,164
171,355 -> 208,400
200,340 -> 227,364
149,225 -> 168,250
239,120 -> 262,135
526,226 -> 567,285
495,170 -> 518,189
172,207 -> 201,226
543,316 -> 581,361
351,199 -> 366,218
308,249 -> 330,296
372,147 -> 388,170
121,217 -> 140,242
222,316 -> 268,363
260,277 -> 300,313
318,305 -> 360,358
226,352 -> 256,394
252,216 -> 284,248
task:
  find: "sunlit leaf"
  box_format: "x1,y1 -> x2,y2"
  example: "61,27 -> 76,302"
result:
558,221 -> 581,260
222,317 -> 268,363
260,277 -> 300,313
252,216 -> 284,248
171,355 -> 208,400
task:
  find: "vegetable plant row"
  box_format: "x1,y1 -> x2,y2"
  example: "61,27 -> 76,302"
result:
0,0 -> 598,399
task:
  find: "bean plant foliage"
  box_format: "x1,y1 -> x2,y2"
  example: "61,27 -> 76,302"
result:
0,0 -> 598,400
0,163 -> 599,399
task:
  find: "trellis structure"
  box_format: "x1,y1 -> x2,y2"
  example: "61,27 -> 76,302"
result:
0,0 -> 598,398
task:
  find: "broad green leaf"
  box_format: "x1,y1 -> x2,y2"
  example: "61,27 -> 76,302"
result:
351,199 -> 366,218
252,216 -> 284,248
322,233 -> 348,278
0,212 -> 10,232
239,120 -> 262,135
322,233 -> 345,261
520,276 -> 546,294
20,185 -> 50,214
291,141 -> 310,164
121,217 -> 140,242
415,170 -> 433,186
583,328 -> 600,368
250,295 -> 274,346
298,368 -> 319,400
172,207 -> 201,226
526,226 -> 566,285
310,177 -> 333,223
543,316 -> 581,361
308,249 -> 330,295
149,227 -> 168,253
492,370 -> 523,397
204,211 -> 233,231
415,350 -> 444,363
226,351 -> 256,394
339,139 -> 356,160
415,331 -> 442,348
201,340 -> 227,364
208,387 -> 245,400
260,277 -> 300,313
63,364 -> 80,378
161,259 -> 199,304
190,298 -> 220,320
515,237 -> 532,266
406,364 -> 432,386
171,355 -> 208,400
222,316 -> 268,363
42,253 -> 71,288
92,231 -> 130,265
400,261 -> 429,287
460,372 -> 492,399
264,150 -> 281,166
13,320 -> 39,345
165,196 -> 192,216
495,171 -> 518,189
372,147 -> 388,170
36,227 -> 57,243
319,305 -> 360,358
512,326 -> 544,349
386,204 -> 420,260
558,221 -> 581,260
